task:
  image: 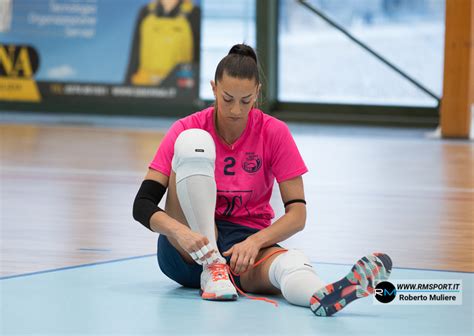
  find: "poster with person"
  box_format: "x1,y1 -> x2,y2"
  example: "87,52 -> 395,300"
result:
0,0 -> 201,109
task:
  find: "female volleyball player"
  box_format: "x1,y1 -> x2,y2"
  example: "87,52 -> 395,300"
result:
133,44 -> 392,316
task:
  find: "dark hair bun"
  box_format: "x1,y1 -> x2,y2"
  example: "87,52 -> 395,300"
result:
228,44 -> 257,64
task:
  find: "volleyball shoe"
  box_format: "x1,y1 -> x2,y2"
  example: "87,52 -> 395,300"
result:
310,253 -> 392,316
200,255 -> 238,301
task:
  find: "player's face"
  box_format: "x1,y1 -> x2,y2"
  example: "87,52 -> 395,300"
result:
211,72 -> 260,125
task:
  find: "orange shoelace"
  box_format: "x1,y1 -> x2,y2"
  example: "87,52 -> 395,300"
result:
223,248 -> 288,307
208,263 -> 230,281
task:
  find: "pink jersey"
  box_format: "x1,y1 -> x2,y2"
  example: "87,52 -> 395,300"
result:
149,107 -> 308,230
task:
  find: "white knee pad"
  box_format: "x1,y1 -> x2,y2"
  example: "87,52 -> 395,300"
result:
172,129 -> 216,183
269,249 -> 325,307
269,249 -> 315,288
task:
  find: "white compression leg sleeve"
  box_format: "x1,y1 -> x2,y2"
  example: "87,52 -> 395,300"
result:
268,250 -> 326,307
172,129 -> 222,263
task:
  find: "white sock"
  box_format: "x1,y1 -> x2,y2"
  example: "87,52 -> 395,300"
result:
176,175 -> 222,263
269,250 -> 326,307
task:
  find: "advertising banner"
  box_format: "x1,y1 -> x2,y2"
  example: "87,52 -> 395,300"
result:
0,0 -> 201,110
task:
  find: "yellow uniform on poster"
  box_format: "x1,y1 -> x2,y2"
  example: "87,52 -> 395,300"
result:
126,0 -> 200,86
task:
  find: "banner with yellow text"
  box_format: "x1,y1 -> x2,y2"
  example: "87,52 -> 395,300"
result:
0,0 -> 201,108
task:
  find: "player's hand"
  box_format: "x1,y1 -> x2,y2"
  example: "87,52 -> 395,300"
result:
175,227 -> 215,264
222,237 -> 261,275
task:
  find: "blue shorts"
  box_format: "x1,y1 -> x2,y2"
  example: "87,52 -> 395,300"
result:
157,220 -> 280,289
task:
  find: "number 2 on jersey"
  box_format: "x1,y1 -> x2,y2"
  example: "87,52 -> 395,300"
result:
224,157 -> 236,175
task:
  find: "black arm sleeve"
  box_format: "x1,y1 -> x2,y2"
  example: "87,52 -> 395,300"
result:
132,179 -> 167,231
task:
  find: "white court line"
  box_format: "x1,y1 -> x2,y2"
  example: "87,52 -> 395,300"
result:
0,165 -> 142,177
305,182 -> 474,194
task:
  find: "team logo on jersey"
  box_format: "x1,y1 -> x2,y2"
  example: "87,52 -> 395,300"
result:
242,152 -> 262,174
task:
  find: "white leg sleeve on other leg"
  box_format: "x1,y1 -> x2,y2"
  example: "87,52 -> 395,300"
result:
269,250 -> 326,307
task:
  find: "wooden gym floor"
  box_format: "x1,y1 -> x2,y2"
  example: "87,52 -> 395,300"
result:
1,118 -> 472,276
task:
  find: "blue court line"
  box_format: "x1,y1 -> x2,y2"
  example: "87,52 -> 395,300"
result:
0,254 -> 155,281
1,255 -> 472,281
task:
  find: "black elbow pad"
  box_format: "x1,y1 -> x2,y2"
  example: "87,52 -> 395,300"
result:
133,180 -> 167,231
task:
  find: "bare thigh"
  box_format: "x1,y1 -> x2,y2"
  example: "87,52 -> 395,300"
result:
164,171 -> 218,265
239,246 -> 286,295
